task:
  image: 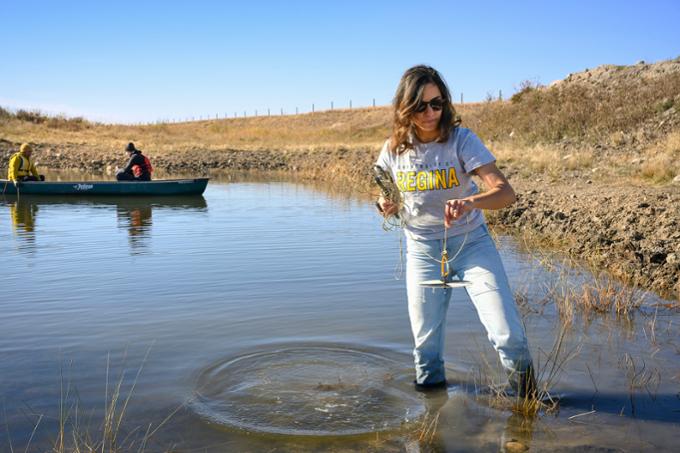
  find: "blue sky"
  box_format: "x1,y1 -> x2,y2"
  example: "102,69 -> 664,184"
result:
2,0 -> 679,124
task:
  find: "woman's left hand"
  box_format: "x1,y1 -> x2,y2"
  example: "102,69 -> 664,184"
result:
445,198 -> 474,227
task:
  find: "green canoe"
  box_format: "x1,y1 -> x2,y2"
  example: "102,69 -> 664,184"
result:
0,178 -> 209,196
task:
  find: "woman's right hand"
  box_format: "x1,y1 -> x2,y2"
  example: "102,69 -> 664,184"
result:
377,195 -> 398,217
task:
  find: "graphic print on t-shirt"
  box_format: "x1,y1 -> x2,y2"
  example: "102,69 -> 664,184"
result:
395,166 -> 460,192
375,128 -> 496,240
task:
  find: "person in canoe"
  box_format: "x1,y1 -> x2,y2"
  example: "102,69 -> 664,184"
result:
7,143 -> 45,182
375,65 -> 536,397
116,142 -> 153,181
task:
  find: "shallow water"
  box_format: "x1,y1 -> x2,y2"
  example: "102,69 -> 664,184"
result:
1,174 -> 679,452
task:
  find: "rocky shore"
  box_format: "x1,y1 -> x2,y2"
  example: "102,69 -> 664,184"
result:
2,139 -> 678,301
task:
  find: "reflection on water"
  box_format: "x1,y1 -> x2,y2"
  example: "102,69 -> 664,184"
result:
8,198 -> 39,251
501,413 -> 534,453
2,195 -> 208,254
1,179 -> 679,452
9,198 -> 38,233
117,202 -> 153,252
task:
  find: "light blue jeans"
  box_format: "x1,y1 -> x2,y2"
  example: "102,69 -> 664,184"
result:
406,224 -> 532,385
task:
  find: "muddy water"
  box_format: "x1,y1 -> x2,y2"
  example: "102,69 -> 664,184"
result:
1,173 -> 679,452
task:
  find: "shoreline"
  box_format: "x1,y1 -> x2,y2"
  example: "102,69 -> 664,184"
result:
1,140 -> 678,302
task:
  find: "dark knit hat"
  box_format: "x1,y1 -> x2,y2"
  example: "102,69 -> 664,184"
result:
125,142 -> 138,152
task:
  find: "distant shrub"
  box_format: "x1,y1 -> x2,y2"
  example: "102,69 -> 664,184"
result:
46,115 -> 89,131
8,108 -> 92,130
510,80 -> 543,103
16,109 -> 48,124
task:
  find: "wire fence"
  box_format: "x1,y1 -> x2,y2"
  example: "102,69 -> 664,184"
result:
140,92 -> 470,126
144,98 -> 380,126
2,91 -> 474,127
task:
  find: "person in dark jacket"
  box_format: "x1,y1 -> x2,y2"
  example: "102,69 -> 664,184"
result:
116,142 -> 153,181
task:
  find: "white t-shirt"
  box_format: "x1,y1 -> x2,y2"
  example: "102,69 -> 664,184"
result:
375,127 -> 495,241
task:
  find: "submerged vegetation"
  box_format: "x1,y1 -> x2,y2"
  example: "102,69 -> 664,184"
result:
4,349 -> 183,453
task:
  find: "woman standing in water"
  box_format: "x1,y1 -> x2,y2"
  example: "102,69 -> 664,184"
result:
376,65 -> 535,396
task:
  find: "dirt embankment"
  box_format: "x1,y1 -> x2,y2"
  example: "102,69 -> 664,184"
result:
1,138 -> 678,301
0,138 -> 374,182
494,178 -> 679,300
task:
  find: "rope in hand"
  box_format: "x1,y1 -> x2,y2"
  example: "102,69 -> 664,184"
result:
421,208 -> 470,282
372,165 -> 407,278
373,166 -> 471,282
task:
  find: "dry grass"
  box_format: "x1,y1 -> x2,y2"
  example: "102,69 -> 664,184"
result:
557,277 -> 646,318
492,142 -> 597,179
463,66 -> 680,184
496,225 -> 651,322
537,253 -> 648,324
466,69 -> 680,146
6,348 -> 182,453
640,131 -> 680,183
412,409 -> 441,446
619,353 -> 661,416
52,352 -> 150,453
551,280 -> 637,327
474,323 -> 578,418
0,106 -> 392,155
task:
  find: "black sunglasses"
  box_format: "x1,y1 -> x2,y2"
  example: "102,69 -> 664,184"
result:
414,97 -> 445,113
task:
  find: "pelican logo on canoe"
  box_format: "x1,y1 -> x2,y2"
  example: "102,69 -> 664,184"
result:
73,183 -> 94,191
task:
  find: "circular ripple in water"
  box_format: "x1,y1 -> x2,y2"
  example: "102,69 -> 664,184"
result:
192,344 -> 426,436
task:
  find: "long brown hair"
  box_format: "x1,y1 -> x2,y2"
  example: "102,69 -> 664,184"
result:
390,65 -> 461,153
